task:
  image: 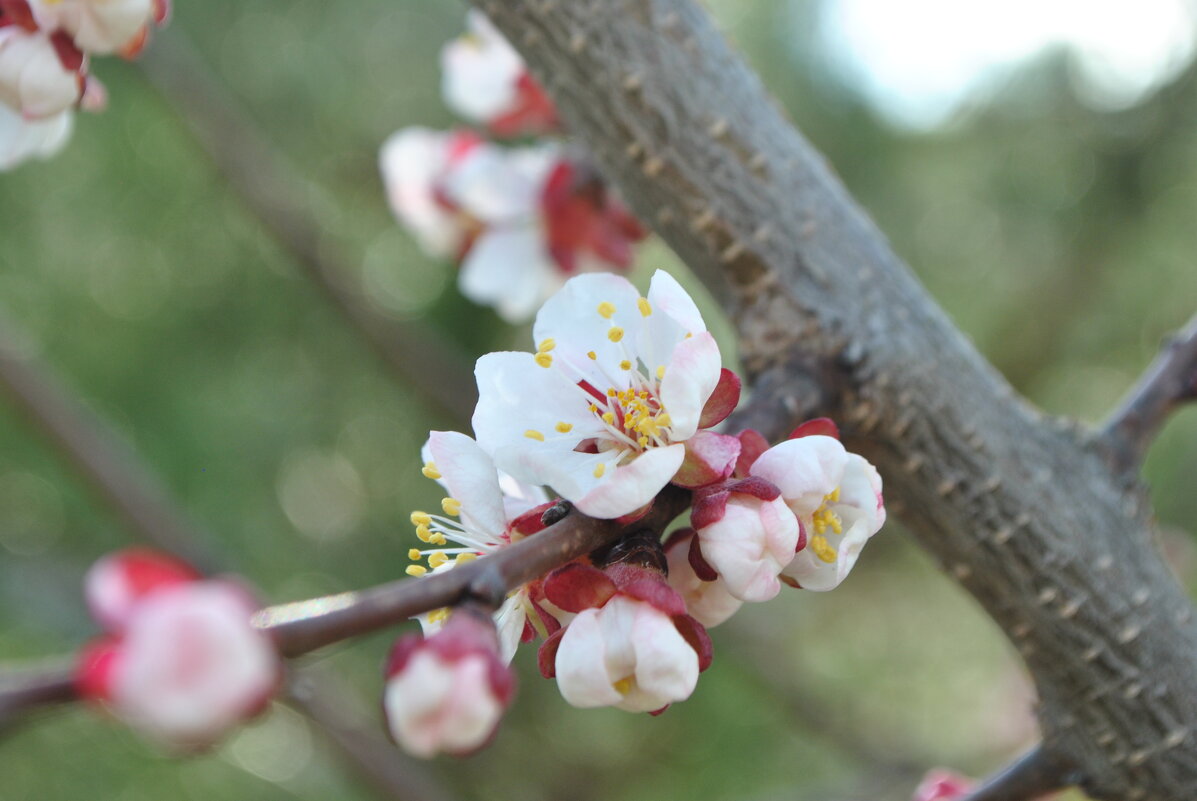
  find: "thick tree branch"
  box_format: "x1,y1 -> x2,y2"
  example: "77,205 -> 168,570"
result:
958,746 -> 1073,801
1100,313 -> 1197,474
137,29 -> 477,425
475,2 -> 1197,799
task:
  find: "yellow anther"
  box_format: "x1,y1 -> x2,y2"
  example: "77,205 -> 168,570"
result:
587,351 -> 597,360
656,365 -> 666,380
620,359 -> 632,370
416,524 -> 433,542
593,463 -> 606,478
656,413 -> 672,427
428,607 -> 450,624
607,388 -> 618,397
408,548 -> 422,560
429,551 -> 449,568
421,461 -> 441,480
455,553 -> 478,564
608,327 -> 624,343
538,338 -> 556,352
555,421 -> 573,433
534,352 -> 553,368
639,390 -> 649,399
525,429 -> 545,441
441,497 -> 462,516
601,412 -> 615,424
828,487 -> 841,503
430,532 -> 448,545
410,511 -> 432,527
612,677 -> 633,695
637,297 -> 652,316
810,535 -> 838,564
638,436 -> 649,447
685,332 -> 693,339
406,565 -> 428,577
598,301 -> 616,319
588,403 -> 598,413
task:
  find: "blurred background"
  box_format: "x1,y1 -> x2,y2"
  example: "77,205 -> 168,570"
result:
3,1 -> 1197,799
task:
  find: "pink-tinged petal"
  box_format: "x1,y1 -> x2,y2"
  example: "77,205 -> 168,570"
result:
749,435 -> 848,517
789,417 -> 840,440
0,104 -> 71,171
543,563 -> 617,613
459,226 -> 561,323
664,532 -> 742,628
734,429 -> 770,476
697,368 -> 741,429
424,431 -> 508,538
378,127 -> 476,259
537,626 -> 566,678
85,548 -> 200,633
696,496 -> 798,602
659,332 -> 722,440
573,443 -> 685,519
555,609 -> 623,708
621,602 -> 699,712
384,650 -> 505,758
440,10 -> 524,125
444,143 -> 553,224
673,430 -> 741,488
646,270 -> 707,336
911,769 -> 976,801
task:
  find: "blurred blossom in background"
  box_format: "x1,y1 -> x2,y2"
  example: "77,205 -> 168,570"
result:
1,1 -> 1196,800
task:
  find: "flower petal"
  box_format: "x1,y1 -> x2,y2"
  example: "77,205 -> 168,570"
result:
749,435 -> 848,517
659,332 -> 722,440
460,226 -> 561,323
554,608 -> 622,708
573,443 -> 685,519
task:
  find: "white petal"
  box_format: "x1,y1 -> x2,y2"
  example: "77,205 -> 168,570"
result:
750,436 -> 848,517
0,105 -> 71,171
378,127 -> 467,259
665,537 -> 743,628
424,431 -> 508,539
442,144 -> 551,224
658,332 -> 722,440
573,443 -> 685,519
698,497 -> 798,602
385,651 -> 502,757
493,594 -> 528,664
555,608 -> 623,708
619,601 -> 698,713
459,227 -> 561,323
440,10 -> 524,124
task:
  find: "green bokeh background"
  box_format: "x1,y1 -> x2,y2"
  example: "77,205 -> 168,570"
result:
2,2 -> 1196,799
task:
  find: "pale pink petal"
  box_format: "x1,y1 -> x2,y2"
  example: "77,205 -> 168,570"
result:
555,608 -> 623,708
698,497 -> 798,602
30,0 -> 155,55
665,536 -> 742,628
440,10 -> 524,124
658,332 -> 722,440
750,435 -> 848,516
621,601 -> 698,712
424,431 -> 508,539
442,143 -> 552,223
378,127 -> 468,259
573,443 -> 684,519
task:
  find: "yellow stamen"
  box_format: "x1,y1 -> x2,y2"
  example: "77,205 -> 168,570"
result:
408,548 -> 422,560
638,436 -> 649,447
620,359 -> 632,370
587,351 -> 597,360
525,429 -> 545,441
601,412 -> 615,424
534,352 -> 553,368
410,511 -> 432,526
810,535 -> 838,564
593,463 -> 606,478
637,297 -> 652,316
588,403 -> 598,413
555,421 -> 573,433
607,388 -> 618,397
428,607 -> 450,623
608,327 -> 624,343
598,301 -> 616,319
538,338 -> 556,352
656,413 -> 672,427
455,553 -> 478,565
612,677 -> 633,695
405,565 -> 428,577
429,551 -> 449,568
430,532 -> 448,546
415,524 -> 433,542
656,365 -> 666,380
441,497 -> 462,516
421,461 -> 441,480
685,332 -> 693,339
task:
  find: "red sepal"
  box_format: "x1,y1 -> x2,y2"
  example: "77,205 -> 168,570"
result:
489,72 -> 560,138
648,705 -> 670,716
722,475 -> 781,502
75,636 -> 120,701
618,577 -> 687,617
0,0 -> 37,31
511,500 -> 557,535
672,431 -> 740,489
49,31 -> 84,72
788,417 -> 839,440
690,487 -> 730,531
795,518 -> 807,553
734,429 -> 770,476
697,369 -> 741,429
152,0 -> 170,25
687,532 -> 718,582
672,614 -> 713,672
543,563 -> 616,613
537,627 -> 566,679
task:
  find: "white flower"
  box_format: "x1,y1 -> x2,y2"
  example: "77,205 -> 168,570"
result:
750,435 -> 886,591
473,271 -> 724,518
29,0 -> 160,55
90,581 -> 281,748
383,611 -> 514,758
440,10 -> 556,137
407,430 -> 551,663
0,102 -> 71,170
694,493 -> 799,602
0,28 -> 84,119
554,594 -> 698,713
663,530 -> 742,628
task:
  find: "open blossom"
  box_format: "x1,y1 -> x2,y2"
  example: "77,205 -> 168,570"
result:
474,271 -> 737,518
29,0 -> 166,55
0,100 -> 70,167
380,128 -> 645,322
76,563 -> 281,749
0,27 -> 85,118
384,609 -> 516,758
749,423 -> 886,591
440,10 -> 557,137
407,430 -> 559,662
663,529 -> 742,628
538,561 -> 711,713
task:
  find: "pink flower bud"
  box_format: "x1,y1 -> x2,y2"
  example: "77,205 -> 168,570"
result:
911,769 -> 975,801
0,28 -> 85,119
663,529 -> 742,628
77,580 -> 281,749
29,0 -> 160,56
84,547 -> 201,632
384,610 -> 515,758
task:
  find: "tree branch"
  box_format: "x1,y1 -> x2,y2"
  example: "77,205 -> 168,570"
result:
137,29 -> 477,425
1100,313 -> 1197,474
958,746 -> 1073,801
0,659 -> 76,733
475,2 -> 1197,799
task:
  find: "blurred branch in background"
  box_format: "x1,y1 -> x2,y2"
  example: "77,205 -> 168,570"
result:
136,29 -> 477,425
0,318 -> 453,801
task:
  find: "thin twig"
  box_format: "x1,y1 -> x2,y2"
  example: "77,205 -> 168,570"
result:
1101,312 -> 1197,474
137,29 -> 477,425
0,659 -> 76,733
957,745 -> 1073,801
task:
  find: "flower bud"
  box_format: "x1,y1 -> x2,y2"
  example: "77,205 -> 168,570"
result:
663,529 -> 742,628
29,0 -> 162,56
0,29 -> 85,119
84,547 -> 201,632
691,481 -> 799,603
911,769 -> 975,801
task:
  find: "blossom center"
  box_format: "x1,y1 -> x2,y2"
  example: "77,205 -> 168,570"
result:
809,488 -> 843,564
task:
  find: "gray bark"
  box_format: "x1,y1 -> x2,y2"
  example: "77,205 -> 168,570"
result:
471,1 -> 1197,798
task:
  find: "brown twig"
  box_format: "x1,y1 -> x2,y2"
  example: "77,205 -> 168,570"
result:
136,29 -> 477,425
1100,313 -> 1197,474
957,746 -> 1074,801
0,659 -> 76,733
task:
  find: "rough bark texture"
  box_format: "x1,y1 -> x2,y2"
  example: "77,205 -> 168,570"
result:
471,2 -> 1197,798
